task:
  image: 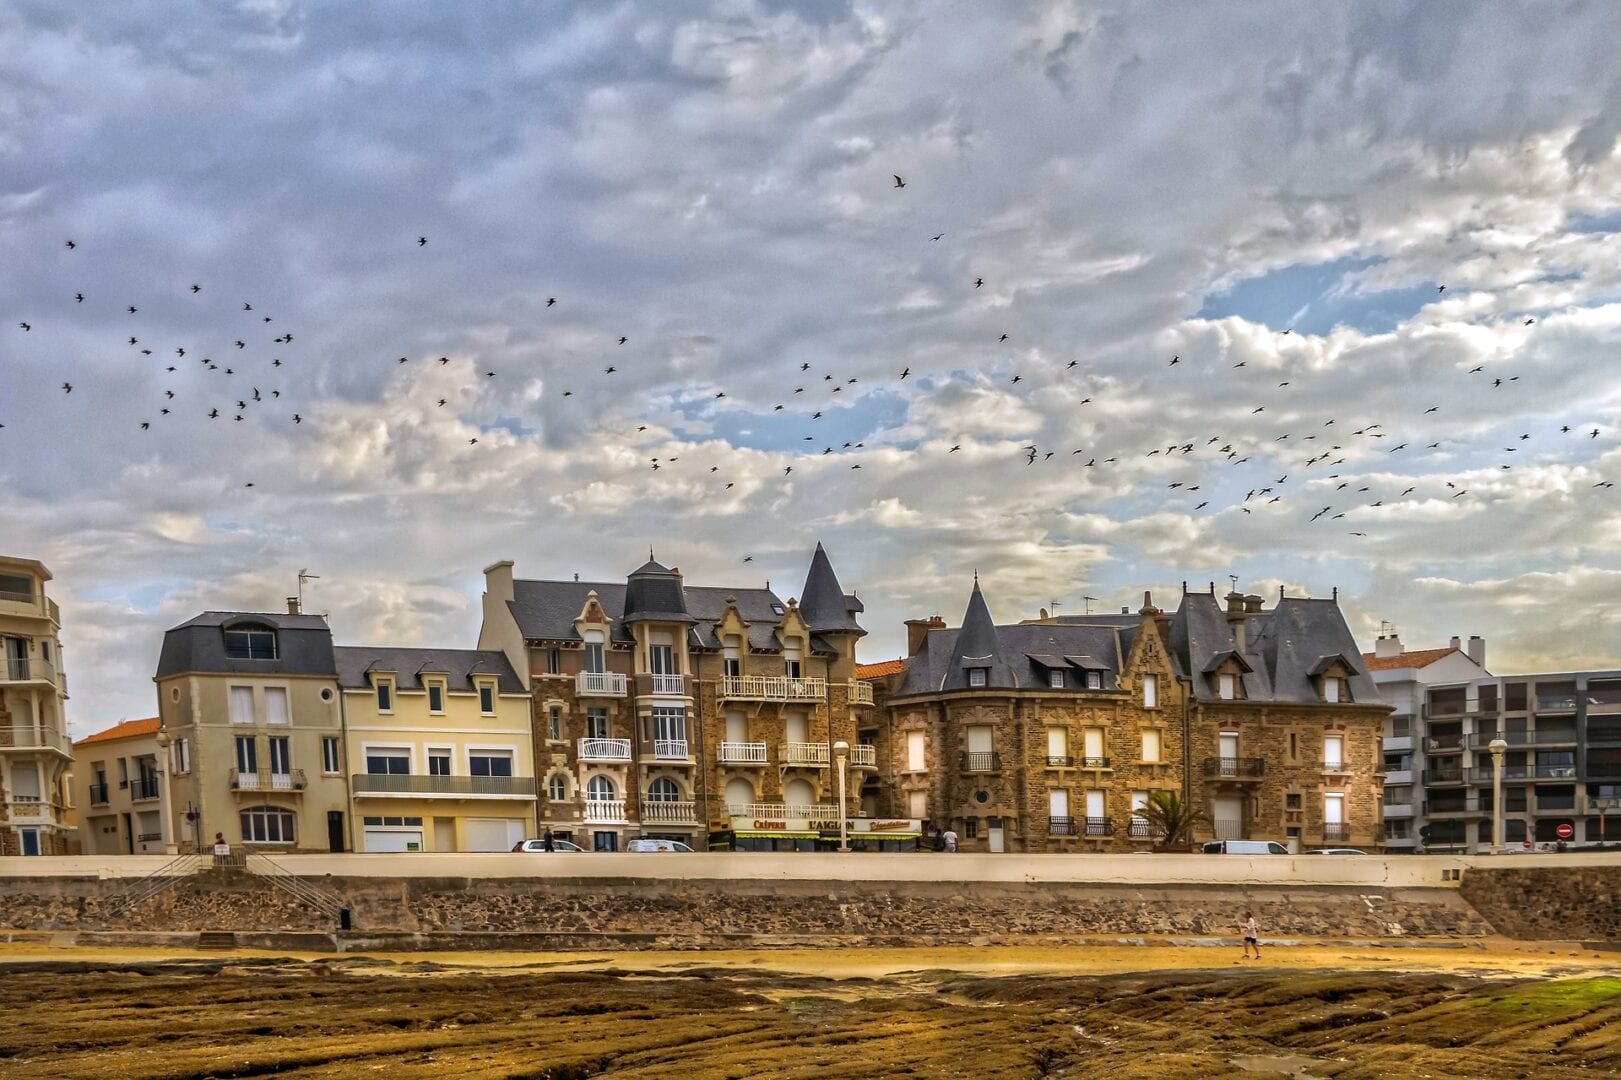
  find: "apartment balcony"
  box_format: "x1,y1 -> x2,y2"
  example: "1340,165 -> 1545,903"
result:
1212,818 -> 1246,840
0,724 -> 72,755
1202,757 -> 1264,781
351,773 -> 538,798
1078,755 -> 1112,770
1384,769 -> 1414,786
1536,695 -> 1580,714
1423,798 -> 1492,818
1382,801 -> 1415,819
718,675 -> 826,703
1467,764 -> 1577,783
1083,816 -> 1114,837
88,782 -> 109,806
1322,825 -> 1351,843
781,741 -> 830,767
727,802 -> 840,820
637,673 -> 691,698
584,798 -> 628,823
0,656 -> 59,690
1425,734 -> 1466,754
1046,755 -> 1075,768
1126,820 -> 1159,840
849,681 -> 876,707
1422,768 -> 1467,786
1467,730 -> 1577,748
575,671 -> 628,698
649,738 -> 692,762
1586,727 -> 1621,744
642,799 -> 698,824
1048,815 -> 1078,837
847,745 -> 877,769
959,751 -> 1002,773
577,738 -> 633,762
1382,734 -> 1414,754
717,741 -> 769,765
130,777 -> 163,802
4,799 -> 63,825
229,769 -> 305,793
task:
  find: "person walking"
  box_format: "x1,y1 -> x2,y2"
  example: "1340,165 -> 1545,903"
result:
942,827 -> 959,853
542,830 -> 555,853
1240,910 -> 1261,959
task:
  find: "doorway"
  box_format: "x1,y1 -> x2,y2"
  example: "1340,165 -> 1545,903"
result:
327,810 -> 345,852
122,812 -> 134,854
20,828 -> 40,856
433,817 -> 455,852
987,817 -> 1005,853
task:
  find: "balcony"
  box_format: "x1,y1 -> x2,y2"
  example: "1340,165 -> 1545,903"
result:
130,776 -> 162,801
1127,820 -> 1159,840
1422,768 -> 1466,786
584,798 -> 627,823
1046,755 -> 1075,768
1049,815 -> 1077,836
717,741 -> 769,765
1536,695 -> 1580,714
727,802 -> 840,820
1468,730 -> 1576,748
1078,755 -> 1111,769
1212,818 -> 1245,840
0,655 -> 59,689
351,773 -> 538,797
4,799 -> 62,825
651,738 -> 691,762
1382,802 -> 1415,819
642,799 -> 698,824
1384,769 -> 1414,786
1322,759 -> 1350,775
1425,734 -> 1465,754
88,782 -> 109,805
229,769 -> 305,793
1083,816 -> 1113,837
0,724 -> 72,754
578,738 -> 633,762
960,751 -> 1001,773
1468,764 -> 1577,782
847,745 -> 877,769
1423,797 -> 1491,818
575,671 -> 628,697
718,675 -> 826,702
1586,727 -> 1621,744
1203,757 -> 1265,780
848,682 -> 876,706
639,673 -> 691,697
781,741 -> 830,767
1322,825 -> 1351,843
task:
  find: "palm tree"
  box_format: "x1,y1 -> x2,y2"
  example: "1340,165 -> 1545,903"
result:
1139,790 -> 1207,851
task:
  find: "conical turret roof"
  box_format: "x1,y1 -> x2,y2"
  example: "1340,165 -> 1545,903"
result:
944,575 -> 1012,689
798,542 -> 865,636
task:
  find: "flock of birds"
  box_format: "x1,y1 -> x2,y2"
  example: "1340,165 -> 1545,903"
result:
4,178 -> 1612,538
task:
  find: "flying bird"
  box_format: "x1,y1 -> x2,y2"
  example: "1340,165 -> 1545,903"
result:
64,239 -> 75,249
892,175 -> 905,188
974,277 -> 984,288
418,236 -> 427,246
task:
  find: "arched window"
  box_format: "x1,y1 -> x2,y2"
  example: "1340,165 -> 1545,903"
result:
240,805 -> 295,844
223,622 -> 278,660
647,777 -> 680,802
784,777 -> 816,807
547,774 -> 568,802
586,775 -> 616,801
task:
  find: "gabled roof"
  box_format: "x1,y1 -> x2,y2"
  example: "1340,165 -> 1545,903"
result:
1166,592 -> 1379,704
1360,647 -> 1461,672
333,646 -> 525,694
508,579 -> 793,652
854,658 -> 905,680
75,717 -> 160,746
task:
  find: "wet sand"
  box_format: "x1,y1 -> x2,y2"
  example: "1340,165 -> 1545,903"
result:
2,939 -> 1618,1077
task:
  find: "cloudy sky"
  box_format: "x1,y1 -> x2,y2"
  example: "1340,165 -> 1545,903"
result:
4,2 -> 1621,731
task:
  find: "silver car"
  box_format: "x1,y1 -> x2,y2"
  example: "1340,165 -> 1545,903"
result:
512,838 -> 586,852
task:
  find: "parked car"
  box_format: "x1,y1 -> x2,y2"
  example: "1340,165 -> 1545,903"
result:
1308,848 -> 1367,855
512,838 -> 586,852
627,839 -> 694,852
1202,840 -> 1290,855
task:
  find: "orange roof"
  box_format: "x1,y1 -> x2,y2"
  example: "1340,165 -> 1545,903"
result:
855,658 -> 905,679
1360,647 -> 1460,672
75,717 -> 160,746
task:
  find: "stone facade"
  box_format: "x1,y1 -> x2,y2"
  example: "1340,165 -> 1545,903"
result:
1459,864 -> 1621,940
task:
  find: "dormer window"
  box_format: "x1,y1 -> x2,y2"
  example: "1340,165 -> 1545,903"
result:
426,681 -> 444,713
1218,673 -> 1237,700
1049,669 -> 1065,689
1142,674 -> 1158,708
1086,670 -> 1102,690
478,681 -> 495,714
723,635 -> 741,678
375,678 -> 393,712
784,641 -> 802,680
1323,676 -> 1344,703
968,668 -> 988,688
223,623 -> 278,660
584,631 -> 605,674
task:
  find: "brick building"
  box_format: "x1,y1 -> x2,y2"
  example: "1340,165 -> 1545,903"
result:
863,581 -> 1389,853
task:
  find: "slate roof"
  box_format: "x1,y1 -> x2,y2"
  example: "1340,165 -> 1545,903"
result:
895,616 -> 1139,695
155,611 -> 337,679
334,646 -> 524,694
798,543 -> 865,636
75,717 -> 160,746
1167,592 -> 1379,704
508,579 -> 796,652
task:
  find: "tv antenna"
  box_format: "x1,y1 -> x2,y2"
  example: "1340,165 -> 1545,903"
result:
1083,595 -> 1099,615
297,568 -> 320,611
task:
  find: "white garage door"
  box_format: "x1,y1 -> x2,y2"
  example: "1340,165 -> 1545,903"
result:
465,818 -> 524,852
364,829 -> 423,853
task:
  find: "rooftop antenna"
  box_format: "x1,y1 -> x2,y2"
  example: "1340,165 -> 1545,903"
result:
1049,599 -> 1061,617
1083,595 -> 1099,615
1228,574 -> 1239,593
297,569 -> 319,611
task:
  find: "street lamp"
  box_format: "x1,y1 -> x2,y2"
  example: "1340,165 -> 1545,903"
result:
1489,737 -> 1508,854
153,729 -> 178,855
832,740 -> 850,853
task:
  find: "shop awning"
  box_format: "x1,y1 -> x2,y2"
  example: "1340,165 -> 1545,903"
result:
734,830 -> 822,840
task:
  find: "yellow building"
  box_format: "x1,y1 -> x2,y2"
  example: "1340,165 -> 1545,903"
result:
335,646 -> 536,852
0,556 -> 74,855
73,717 -> 172,855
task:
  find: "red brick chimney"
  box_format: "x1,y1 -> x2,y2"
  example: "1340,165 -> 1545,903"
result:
905,615 -> 947,655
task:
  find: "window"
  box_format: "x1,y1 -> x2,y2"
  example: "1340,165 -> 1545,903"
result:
0,572 -> 33,600
653,707 -> 687,743
229,686 -> 254,725
1218,673 -> 1236,700
478,684 -> 495,714
584,631 -> 605,674
723,635 -> 741,679
1141,728 -> 1162,763
907,790 -> 927,818
1289,732 -> 1298,761
548,705 -> 563,740
1323,735 -> 1344,770
548,775 -> 567,801
1046,727 -> 1068,762
649,639 -> 677,676
321,737 -> 340,775
1323,792 -> 1345,825
546,648 -> 561,675
968,668 -> 988,687
240,806 -> 295,844
1049,669 -> 1065,689
1323,676 -> 1342,703
234,735 -> 258,774
1130,791 -> 1149,823
470,750 -> 514,777
366,748 -> 410,775
170,737 -> 190,775
427,683 -> 444,713
264,687 -> 289,725
1142,674 -> 1158,708
428,750 -> 451,776
647,777 -> 680,802
41,639 -> 50,662
965,818 -> 979,839
593,831 -> 619,852
1086,670 -> 1102,690
784,642 -> 802,679
586,774 -> 616,800
223,624 -> 278,660
906,730 -> 926,772
268,736 -> 291,776
587,708 -> 609,739
376,680 -> 393,712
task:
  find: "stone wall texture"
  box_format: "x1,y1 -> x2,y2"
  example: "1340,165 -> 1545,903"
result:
1459,865 -> 1621,941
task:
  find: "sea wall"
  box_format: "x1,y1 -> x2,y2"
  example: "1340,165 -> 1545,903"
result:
1460,864 -> 1621,941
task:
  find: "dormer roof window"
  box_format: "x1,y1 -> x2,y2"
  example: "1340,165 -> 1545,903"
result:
222,622 -> 278,660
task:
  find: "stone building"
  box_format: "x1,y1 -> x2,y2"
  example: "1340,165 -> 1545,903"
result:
863,581 -> 1389,853
0,555 -> 74,855
478,544 -> 882,851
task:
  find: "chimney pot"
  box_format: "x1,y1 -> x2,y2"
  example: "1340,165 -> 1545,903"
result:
1244,594 -> 1264,614
1467,635 -> 1485,668
1374,634 -> 1403,659
286,596 -> 300,616
905,615 -> 948,656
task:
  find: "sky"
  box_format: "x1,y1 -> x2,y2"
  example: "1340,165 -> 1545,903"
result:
4,2 -> 1621,733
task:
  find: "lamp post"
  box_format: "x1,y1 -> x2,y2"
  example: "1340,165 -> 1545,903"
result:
832,740 -> 850,853
1489,737 -> 1508,854
153,729 -> 178,855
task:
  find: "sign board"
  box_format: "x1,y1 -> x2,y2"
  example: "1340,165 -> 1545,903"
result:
725,815 -> 921,837
1556,822 -> 1574,840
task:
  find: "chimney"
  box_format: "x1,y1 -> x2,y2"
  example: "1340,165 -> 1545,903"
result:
1244,594 -> 1264,615
1467,635 -> 1486,668
286,596 -> 300,616
1450,635 -> 1461,651
1224,592 -> 1247,653
483,559 -> 516,605
1374,633 -> 1403,659
905,615 -> 946,656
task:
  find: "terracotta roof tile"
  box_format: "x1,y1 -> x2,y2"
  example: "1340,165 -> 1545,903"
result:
75,716 -> 160,745
1360,647 -> 1459,672
855,658 -> 905,679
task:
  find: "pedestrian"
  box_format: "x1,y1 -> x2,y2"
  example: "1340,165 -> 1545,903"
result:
212,831 -> 231,866
942,827 -> 959,853
542,830 -> 555,853
1240,910 -> 1261,959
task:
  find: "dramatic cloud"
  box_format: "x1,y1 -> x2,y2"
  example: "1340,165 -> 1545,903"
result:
2,2 -> 1621,728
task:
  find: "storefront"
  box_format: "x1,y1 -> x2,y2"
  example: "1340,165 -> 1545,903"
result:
707,814 -> 922,852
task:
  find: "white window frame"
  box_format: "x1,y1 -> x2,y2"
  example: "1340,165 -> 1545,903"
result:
968,668 -> 988,687
1218,673 -> 1236,700
906,730 -> 926,772
426,680 -> 445,714
547,704 -> 563,741
428,748 -> 453,777
228,685 -> 255,725
263,685 -> 290,726
1323,676 -> 1341,703
547,774 -> 568,801
467,745 -> 516,778
477,681 -> 495,715
1049,669 -> 1065,689
375,678 -> 394,713
364,745 -> 412,776
1323,734 -> 1344,770
321,736 -> 340,775
1086,670 -> 1102,690
170,737 -> 191,775
1142,674 -> 1158,708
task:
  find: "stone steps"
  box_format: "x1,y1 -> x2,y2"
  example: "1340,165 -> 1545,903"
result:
196,931 -> 236,950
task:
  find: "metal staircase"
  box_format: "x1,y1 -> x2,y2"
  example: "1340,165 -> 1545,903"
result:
243,852 -> 347,923
104,853 -> 207,919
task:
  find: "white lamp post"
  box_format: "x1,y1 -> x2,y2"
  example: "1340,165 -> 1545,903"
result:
153,729 -> 178,855
832,740 -> 850,853
1488,737 -> 1507,854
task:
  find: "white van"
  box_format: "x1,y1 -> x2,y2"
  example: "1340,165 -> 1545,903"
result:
1202,840 -> 1289,855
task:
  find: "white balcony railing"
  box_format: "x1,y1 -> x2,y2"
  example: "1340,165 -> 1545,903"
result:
653,738 -> 690,761
230,769 -> 305,792
847,744 -> 877,768
781,741 -> 830,767
584,798 -> 627,822
718,741 -> 769,764
576,671 -> 628,697
727,802 -> 839,820
719,675 -> 827,702
848,681 -> 875,706
0,725 -> 72,754
648,674 -> 687,696
1,656 -> 58,688
642,799 -> 697,823
578,738 -> 633,762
